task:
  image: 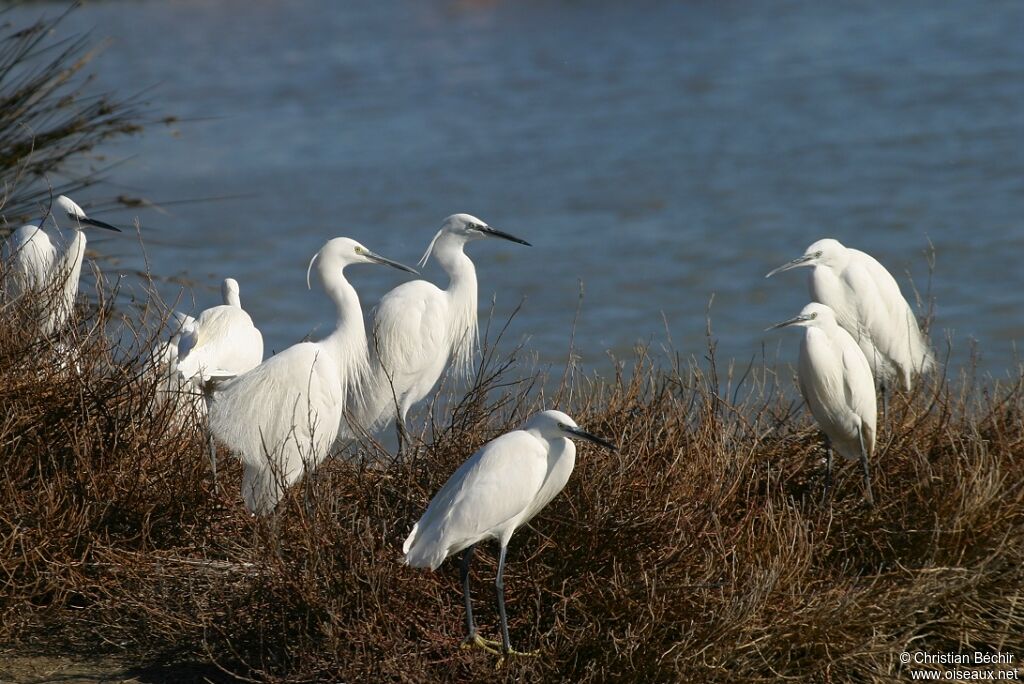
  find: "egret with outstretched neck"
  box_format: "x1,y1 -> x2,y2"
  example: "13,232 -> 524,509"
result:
766,238 -> 934,398
403,410 -> 616,658
351,214 -> 530,450
208,238 -> 417,515
768,302 -> 877,504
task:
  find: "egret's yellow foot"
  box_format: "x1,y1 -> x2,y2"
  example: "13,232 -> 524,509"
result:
461,633 -> 502,655
494,647 -> 540,669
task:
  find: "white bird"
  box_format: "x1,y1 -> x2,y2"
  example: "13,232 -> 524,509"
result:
176,278 -> 264,383
351,214 -> 530,448
150,312 -> 206,424
768,302 -> 877,504
208,239 -> 417,515
766,238 -> 934,394
2,195 -> 120,338
403,409 -> 616,656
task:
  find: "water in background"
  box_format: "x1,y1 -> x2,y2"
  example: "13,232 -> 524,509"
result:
8,1 -> 1024,379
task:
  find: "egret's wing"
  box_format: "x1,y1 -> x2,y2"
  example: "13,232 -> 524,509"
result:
371,280 -> 448,383
839,335 -> 877,454
4,225 -> 56,293
850,248 -> 933,383
209,342 -> 342,476
177,305 -> 263,381
405,430 -> 547,567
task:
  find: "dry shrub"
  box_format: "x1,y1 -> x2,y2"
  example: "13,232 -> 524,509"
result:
1,264 -> 1022,683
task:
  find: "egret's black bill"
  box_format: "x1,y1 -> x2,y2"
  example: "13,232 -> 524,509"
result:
367,251 -> 419,275
764,254 -> 814,278
81,216 -> 122,232
564,425 -> 618,452
765,313 -> 813,331
479,225 -> 531,246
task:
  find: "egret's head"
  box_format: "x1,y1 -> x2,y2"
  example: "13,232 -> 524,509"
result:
767,302 -> 838,332
525,410 -> 618,451
765,238 -> 846,278
222,278 -> 241,307
306,237 -> 418,289
419,213 -> 531,268
55,195 -> 120,232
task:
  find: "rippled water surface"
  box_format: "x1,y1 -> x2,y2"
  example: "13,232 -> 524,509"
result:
9,0 -> 1024,378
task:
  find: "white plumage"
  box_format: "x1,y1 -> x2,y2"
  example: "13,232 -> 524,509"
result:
351,214 -> 530,445
766,238 -> 934,391
2,196 -> 120,338
207,238 -> 416,515
176,277 -> 264,383
404,409 -> 616,656
769,302 -> 877,504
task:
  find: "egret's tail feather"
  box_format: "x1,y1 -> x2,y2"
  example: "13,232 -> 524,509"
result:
402,525 -> 448,570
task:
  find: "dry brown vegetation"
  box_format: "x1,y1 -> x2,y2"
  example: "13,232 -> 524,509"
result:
1,9 -> 1022,683
0,263 -> 1022,683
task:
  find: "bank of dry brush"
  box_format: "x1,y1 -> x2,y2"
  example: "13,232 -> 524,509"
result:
0,268 -> 1021,683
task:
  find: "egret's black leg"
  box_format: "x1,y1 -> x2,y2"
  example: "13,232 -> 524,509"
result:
495,543 -> 511,654
492,544 -> 539,663
822,436 -> 833,505
208,429 -> 218,492
461,545 -> 476,637
880,382 -> 888,424
859,427 -> 875,506
459,545 -> 501,653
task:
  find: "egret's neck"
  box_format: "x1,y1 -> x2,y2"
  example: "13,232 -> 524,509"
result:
433,235 -> 477,294
433,235 -> 478,379
319,264 -> 371,393
223,289 -> 241,308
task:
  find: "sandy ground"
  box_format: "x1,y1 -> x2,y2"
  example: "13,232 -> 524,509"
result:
0,656 -> 227,684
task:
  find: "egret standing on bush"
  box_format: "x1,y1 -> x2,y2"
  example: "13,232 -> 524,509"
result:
765,238 -> 934,397
2,195 -> 120,337
208,238 -> 417,515
768,302 -> 877,505
403,409 -> 617,658
176,278 -> 264,486
352,214 -> 530,449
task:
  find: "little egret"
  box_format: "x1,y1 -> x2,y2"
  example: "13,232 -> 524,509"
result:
352,214 -> 530,448
175,278 -> 263,487
403,410 -> 617,657
208,239 -> 416,515
766,238 -> 934,395
176,278 -> 264,383
2,196 -> 120,338
768,303 -> 877,505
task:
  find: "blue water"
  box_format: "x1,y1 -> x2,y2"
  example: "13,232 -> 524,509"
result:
9,1 -> 1024,378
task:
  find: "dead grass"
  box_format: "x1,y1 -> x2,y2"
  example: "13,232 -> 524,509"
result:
0,261 -> 1022,683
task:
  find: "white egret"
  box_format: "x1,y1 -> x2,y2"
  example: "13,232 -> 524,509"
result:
176,278 -> 264,383
403,409 -> 616,657
768,302 -> 877,504
352,214 -> 530,449
208,239 -> 417,515
173,278 -> 263,488
765,238 -> 934,395
2,195 -> 120,338
150,312 -> 206,424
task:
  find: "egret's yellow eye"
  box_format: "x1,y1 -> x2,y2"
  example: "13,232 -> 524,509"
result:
355,246 -> 365,255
